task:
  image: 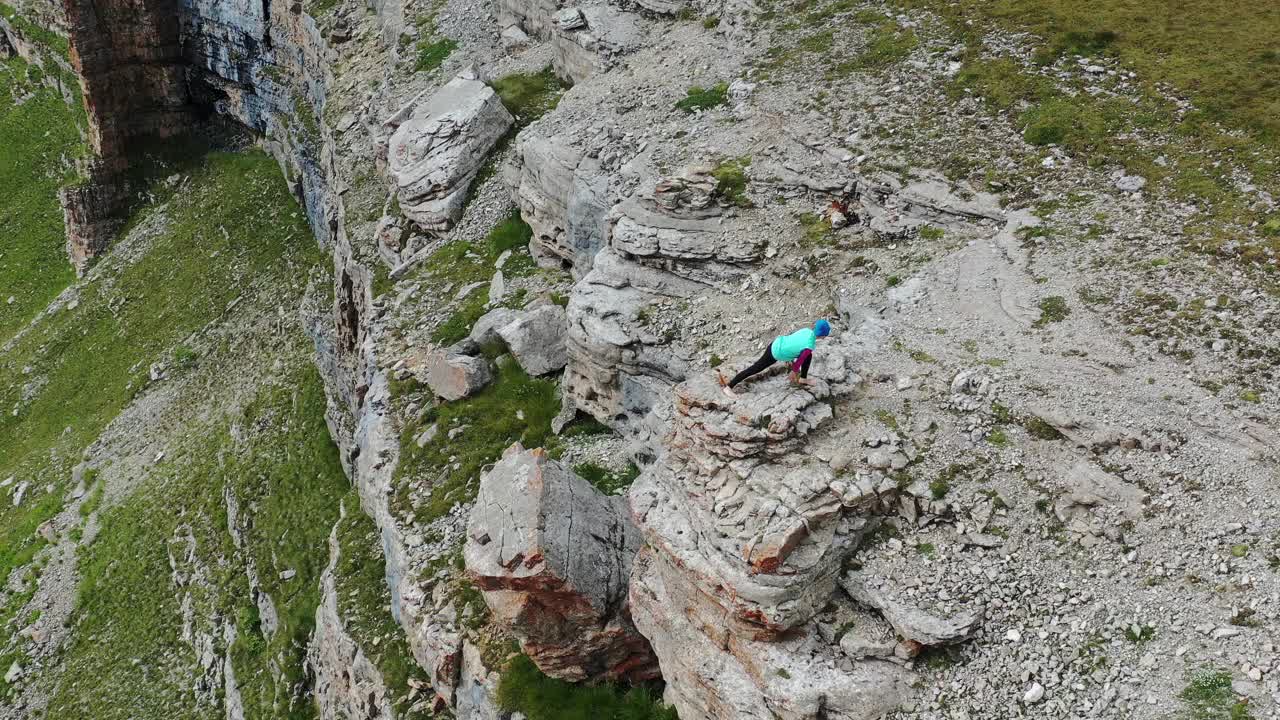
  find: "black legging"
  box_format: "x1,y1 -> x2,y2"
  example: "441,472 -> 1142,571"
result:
728,346 -> 811,388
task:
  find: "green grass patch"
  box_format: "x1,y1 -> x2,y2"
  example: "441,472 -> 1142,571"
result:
836,14 -> 919,73
711,156 -> 753,208
1034,296 -> 1070,327
572,462 -> 641,495
415,37 -> 458,73
675,82 -> 729,113
333,491 -> 435,718
497,654 -> 677,720
493,68 -> 571,125
1179,669 -> 1253,720
0,57 -> 87,337
0,4 -> 70,57
426,211 -> 537,346
395,358 -> 561,524
49,362 -> 347,719
0,150 -> 321,625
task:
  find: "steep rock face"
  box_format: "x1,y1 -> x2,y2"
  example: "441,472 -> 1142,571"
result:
386,73 -> 515,232
496,0 -> 643,83
560,168 -> 764,440
58,0 -> 193,271
309,518 -> 396,720
629,366 -> 916,719
464,445 -> 658,683
508,133 -> 614,274
349,373 -> 466,708
563,249 -> 696,440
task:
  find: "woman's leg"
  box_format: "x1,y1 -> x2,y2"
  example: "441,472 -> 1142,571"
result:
728,346 -> 776,388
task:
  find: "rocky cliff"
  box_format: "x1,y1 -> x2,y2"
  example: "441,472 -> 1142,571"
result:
4,0 -> 1280,717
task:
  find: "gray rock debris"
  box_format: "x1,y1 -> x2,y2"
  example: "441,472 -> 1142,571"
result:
464,444 -> 658,683
386,73 -> 514,232
841,573 -> 984,656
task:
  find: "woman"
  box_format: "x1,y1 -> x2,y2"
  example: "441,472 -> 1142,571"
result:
720,319 -> 831,398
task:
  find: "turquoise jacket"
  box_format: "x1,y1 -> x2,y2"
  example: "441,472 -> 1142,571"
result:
771,328 -> 816,362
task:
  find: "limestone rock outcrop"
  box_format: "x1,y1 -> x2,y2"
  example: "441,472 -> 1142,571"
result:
387,73 -> 515,232
509,133 -> 614,274
559,167 -> 766,437
471,304 -> 569,377
496,1 -> 643,83
464,445 -> 658,683
841,573 -> 984,656
629,364 -> 917,719
564,249 -> 697,438
309,519 -> 396,720
423,346 -> 494,401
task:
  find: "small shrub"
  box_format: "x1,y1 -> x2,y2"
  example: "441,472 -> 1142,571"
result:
573,462 -> 641,495
988,429 -> 1009,447
488,211 -> 534,258
709,354 -> 724,368
886,275 -> 901,287
1024,416 -> 1065,441
675,82 -> 729,113
711,156 -> 752,207
1238,389 -> 1261,404
702,15 -> 720,29
916,542 -> 935,556
929,479 -> 949,500
1034,296 -> 1070,327
1230,544 -> 1248,558
1124,624 -> 1156,644
1179,669 -> 1253,720
919,225 -> 944,240
173,345 -> 199,365
415,38 -> 458,73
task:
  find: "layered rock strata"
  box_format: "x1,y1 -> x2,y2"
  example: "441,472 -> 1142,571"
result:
464,445 -> 658,683
496,0 -> 643,83
386,72 -> 515,232
629,366 -> 917,718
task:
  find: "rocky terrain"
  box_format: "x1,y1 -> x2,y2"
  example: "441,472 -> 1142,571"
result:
1,0 -> 1278,718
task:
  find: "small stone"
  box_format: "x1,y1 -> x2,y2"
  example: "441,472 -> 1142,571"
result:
1023,682 -> 1045,703
1006,629 -> 1022,643
279,569 -> 297,581
1115,175 -> 1147,193
4,661 -> 20,684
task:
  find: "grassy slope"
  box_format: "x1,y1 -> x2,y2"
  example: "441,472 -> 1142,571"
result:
0,148 -> 348,718
898,0 -> 1280,143
47,363 -> 348,720
0,57 -> 85,338
889,0 -> 1280,255
0,152 -> 315,607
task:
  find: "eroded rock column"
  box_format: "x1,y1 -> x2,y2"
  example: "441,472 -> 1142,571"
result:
464,444 -> 659,684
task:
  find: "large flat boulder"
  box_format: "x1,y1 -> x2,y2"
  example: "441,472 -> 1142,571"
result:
464,445 -> 658,683
387,74 -> 514,231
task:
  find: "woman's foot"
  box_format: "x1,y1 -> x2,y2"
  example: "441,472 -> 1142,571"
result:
721,385 -> 737,399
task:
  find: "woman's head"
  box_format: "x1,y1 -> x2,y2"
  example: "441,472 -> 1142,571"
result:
814,318 -> 831,338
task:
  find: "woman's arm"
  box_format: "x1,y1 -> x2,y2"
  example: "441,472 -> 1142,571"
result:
790,350 -> 815,385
